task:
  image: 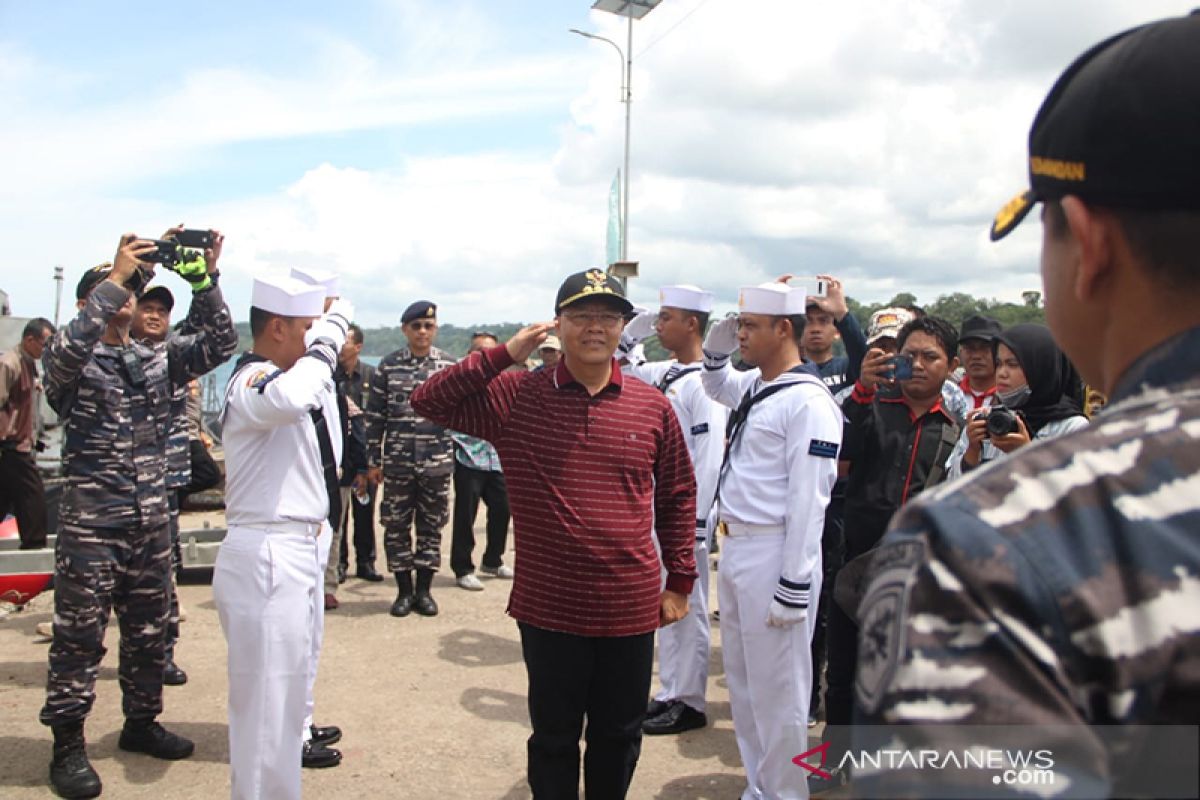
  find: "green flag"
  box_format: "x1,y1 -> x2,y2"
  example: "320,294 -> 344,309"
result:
606,170 -> 621,265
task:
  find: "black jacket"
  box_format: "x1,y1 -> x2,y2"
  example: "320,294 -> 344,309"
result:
840,382 -> 961,559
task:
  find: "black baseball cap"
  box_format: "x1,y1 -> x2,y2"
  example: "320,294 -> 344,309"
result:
139,285 -> 174,311
959,315 -> 1002,343
990,11 -> 1200,241
554,268 -> 633,314
76,263 -> 115,300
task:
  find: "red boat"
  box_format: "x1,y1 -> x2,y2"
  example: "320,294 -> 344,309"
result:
0,516 -> 53,606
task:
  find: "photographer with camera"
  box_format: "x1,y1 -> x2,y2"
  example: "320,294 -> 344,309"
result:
946,323 -> 1088,478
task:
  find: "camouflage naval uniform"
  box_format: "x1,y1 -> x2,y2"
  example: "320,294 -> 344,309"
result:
366,345 -> 457,572
852,326 -> 1200,797
40,279 -> 236,727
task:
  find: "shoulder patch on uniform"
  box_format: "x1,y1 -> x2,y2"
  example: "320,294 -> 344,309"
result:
247,369 -> 283,394
809,439 -> 839,458
691,423 -> 710,436
853,539 -> 925,715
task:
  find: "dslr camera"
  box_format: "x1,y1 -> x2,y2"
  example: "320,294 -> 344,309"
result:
985,406 -> 1021,437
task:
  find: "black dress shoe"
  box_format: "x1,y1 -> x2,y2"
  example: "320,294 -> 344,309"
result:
356,565 -> 385,582
302,740 -> 342,768
163,661 -> 188,686
642,701 -> 707,735
310,724 -> 341,746
646,699 -> 670,718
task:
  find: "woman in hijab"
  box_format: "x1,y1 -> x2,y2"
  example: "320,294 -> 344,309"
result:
947,323 -> 1090,477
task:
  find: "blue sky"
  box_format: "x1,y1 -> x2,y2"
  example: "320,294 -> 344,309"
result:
1,0 -> 1191,326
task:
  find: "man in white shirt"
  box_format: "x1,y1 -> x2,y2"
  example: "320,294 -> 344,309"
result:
701,283 -> 842,800
618,285 -> 728,735
213,275 -> 353,800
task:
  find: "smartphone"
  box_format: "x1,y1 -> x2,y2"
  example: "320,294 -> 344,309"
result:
174,229 -> 213,249
890,354 -> 914,381
786,275 -> 829,299
136,239 -> 180,266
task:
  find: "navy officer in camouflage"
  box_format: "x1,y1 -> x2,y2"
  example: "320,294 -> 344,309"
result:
40,232 -> 237,798
852,12 -> 1200,798
366,300 -> 457,617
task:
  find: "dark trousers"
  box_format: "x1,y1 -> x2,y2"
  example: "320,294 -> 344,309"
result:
0,448 -> 47,549
810,489 -> 845,718
519,622 -> 654,800
338,483 -> 378,571
823,578 -> 858,764
41,523 -> 171,726
450,463 -> 510,577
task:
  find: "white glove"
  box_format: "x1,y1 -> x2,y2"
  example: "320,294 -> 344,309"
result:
766,599 -> 807,628
702,316 -> 739,360
618,309 -> 656,355
306,298 -> 355,350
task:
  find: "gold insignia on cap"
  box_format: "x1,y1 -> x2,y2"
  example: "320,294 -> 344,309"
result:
737,291 -> 746,309
425,306 -> 435,317
990,190 -> 1035,241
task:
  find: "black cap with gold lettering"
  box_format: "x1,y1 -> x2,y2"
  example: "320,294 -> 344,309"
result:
990,11 -> 1200,241
554,268 -> 633,314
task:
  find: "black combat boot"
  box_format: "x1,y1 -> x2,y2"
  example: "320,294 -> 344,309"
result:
413,568 -> 438,617
390,571 -> 415,617
49,722 -> 102,799
118,717 -> 195,760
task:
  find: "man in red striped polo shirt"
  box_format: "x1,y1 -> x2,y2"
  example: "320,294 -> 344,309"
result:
411,268 -> 698,799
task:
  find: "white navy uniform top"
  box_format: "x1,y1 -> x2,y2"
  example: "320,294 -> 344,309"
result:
220,349 -> 343,528
623,358 -> 729,535
702,358 -> 842,610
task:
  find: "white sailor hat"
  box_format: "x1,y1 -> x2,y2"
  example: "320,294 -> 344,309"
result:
252,275 -> 326,317
737,282 -> 806,316
658,284 -> 714,313
290,267 -> 341,298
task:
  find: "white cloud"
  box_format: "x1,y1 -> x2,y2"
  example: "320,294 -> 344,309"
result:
0,0 -> 1191,328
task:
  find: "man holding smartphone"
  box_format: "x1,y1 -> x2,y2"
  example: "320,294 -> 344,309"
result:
40,233 -> 237,798
814,315 -> 962,791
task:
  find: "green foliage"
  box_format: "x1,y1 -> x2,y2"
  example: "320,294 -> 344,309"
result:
848,290 -> 1046,331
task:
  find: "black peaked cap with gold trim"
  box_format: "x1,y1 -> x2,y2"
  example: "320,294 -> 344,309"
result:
990,11 -> 1200,241
555,268 -> 633,314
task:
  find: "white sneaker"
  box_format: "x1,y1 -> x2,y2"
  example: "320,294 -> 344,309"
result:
481,565 -> 514,579
456,573 -> 485,591
35,621 -> 53,640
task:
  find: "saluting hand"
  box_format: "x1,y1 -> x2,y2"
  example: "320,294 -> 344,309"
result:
703,315 -> 739,359
506,322 -> 554,363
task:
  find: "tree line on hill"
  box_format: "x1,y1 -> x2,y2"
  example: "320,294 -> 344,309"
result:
231,290 -> 1046,362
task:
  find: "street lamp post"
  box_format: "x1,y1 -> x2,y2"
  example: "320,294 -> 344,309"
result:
571,0 -> 662,288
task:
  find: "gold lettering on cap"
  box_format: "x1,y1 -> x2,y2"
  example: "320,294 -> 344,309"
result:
992,191 -> 1031,234
1030,157 -> 1086,182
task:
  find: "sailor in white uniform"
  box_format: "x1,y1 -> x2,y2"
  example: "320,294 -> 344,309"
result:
700,282 -> 842,800
289,266 -> 346,767
618,285 -> 728,735
212,275 -> 352,800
